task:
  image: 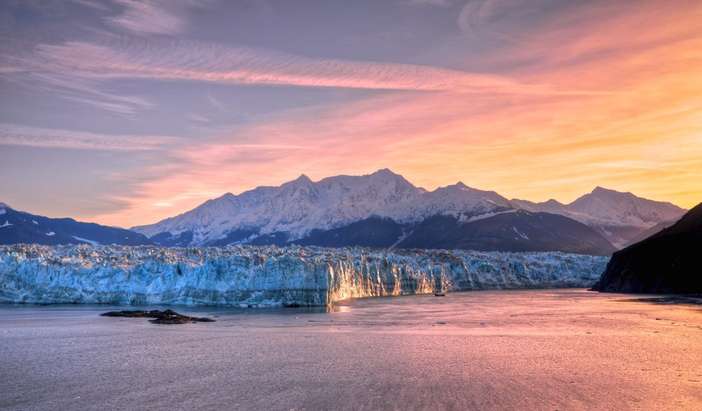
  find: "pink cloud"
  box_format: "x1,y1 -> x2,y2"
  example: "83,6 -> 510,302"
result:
32,39 -> 576,95
92,1 -> 702,226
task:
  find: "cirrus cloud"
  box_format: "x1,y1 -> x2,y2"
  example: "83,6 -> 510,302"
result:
0,123 -> 177,151
30,38 -> 593,95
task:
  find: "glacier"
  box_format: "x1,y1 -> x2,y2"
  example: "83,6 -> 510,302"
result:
0,244 -> 608,307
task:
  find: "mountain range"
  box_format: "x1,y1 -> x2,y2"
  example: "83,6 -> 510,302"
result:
512,187 -> 684,248
127,169 -> 686,255
0,202 -> 151,246
0,169 -> 686,254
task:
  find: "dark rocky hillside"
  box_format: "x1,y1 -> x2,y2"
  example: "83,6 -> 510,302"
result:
593,203 -> 702,293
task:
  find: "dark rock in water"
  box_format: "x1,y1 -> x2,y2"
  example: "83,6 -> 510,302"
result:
101,309 -> 215,325
593,202 -> 702,294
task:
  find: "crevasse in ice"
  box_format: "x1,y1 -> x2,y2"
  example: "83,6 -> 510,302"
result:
0,244 -> 608,307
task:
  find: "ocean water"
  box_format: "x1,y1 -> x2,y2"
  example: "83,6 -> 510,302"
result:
1,289 -> 701,410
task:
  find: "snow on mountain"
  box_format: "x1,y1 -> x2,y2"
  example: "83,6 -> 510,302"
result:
512,187 -> 687,248
133,169 -> 512,245
401,182 -> 512,221
133,170 -> 685,250
568,187 -> 685,227
511,198 -> 566,214
0,244 -> 609,307
0,203 -> 152,246
514,187 -> 685,228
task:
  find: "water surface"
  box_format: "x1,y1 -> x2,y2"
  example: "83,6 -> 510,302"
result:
1,289 -> 701,410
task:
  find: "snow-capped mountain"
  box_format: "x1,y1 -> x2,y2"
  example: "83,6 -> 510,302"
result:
133,170 -> 685,252
405,182 -> 512,222
511,187 -> 686,248
0,203 -> 151,246
133,169 -> 515,246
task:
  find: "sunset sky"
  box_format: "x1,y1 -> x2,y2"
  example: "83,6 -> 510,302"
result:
1,0 -> 700,228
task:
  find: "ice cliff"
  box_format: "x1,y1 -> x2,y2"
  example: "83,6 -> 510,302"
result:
0,245 -> 608,307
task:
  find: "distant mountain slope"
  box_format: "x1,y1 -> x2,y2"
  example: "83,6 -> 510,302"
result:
294,216 -> 404,248
0,203 -> 151,246
512,187 -> 686,247
397,211 -> 615,255
282,211 -> 615,255
593,203 -> 702,293
620,219 -> 677,248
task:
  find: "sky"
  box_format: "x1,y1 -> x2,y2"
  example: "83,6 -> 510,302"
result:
0,0 -> 700,228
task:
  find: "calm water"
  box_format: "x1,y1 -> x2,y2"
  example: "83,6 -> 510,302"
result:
1,289 -> 701,410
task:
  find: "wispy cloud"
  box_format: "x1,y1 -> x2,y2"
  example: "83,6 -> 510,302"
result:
404,0 -> 453,7
30,72 -> 153,114
207,93 -> 227,112
2,50 -> 152,115
458,0 -> 517,32
0,123 -> 176,151
70,0 -> 111,12
3,33 -> 590,116
187,113 -> 211,124
30,39 -> 579,95
108,0 -> 200,35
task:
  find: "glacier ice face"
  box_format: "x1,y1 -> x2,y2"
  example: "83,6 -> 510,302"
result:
0,244 -> 608,307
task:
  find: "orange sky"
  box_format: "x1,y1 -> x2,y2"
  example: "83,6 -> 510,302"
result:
2,1 -> 700,227
88,1 -> 702,227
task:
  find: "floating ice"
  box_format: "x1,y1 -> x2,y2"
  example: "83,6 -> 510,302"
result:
0,244 -> 608,307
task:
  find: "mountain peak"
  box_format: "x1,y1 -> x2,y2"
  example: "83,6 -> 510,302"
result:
442,182 -> 494,194
367,168 -> 417,191
371,168 -> 399,177
591,186 -> 630,197
282,174 -> 314,188
131,169 -> 686,249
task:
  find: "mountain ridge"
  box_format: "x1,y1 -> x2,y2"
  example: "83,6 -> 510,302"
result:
511,186 -> 686,247
593,202 -> 702,293
0,203 -> 152,246
131,169 -> 683,252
